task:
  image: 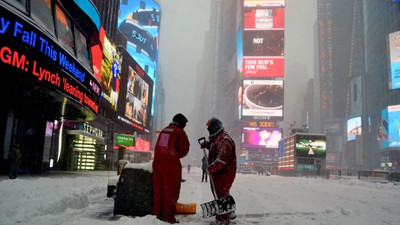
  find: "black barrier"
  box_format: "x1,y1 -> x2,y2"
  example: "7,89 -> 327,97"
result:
114,167 -> 153,217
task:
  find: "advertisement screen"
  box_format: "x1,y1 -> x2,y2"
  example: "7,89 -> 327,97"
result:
347,116 -> 362,141
117,51 -> 153,133
118,0 -> 161,117
242,127 -> 282,149
100,36 -> 123,110
243,30 -> 284,57
243,57 -> 284,77
244,7 -> 284,30
118,0 -> 160,82
389,31 -> 400,89
388,105 -> 400,148
242,79 -> 283,118
0,7 -> 101,114
295,134 -> 326,158
378,108 -> 389,149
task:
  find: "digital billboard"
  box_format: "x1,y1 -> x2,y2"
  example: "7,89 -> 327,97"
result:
389,31 -> 400,89
244,7 -> 284,30
0,7 -> 101,114
378,108 -> 389,149
118,0 -> 161,118
242,127 -> 282,149
243,30 -> 284,57
118,0 -> 160,82
295,134 -> 326,158
242,0 -> 284,78
100,36 -> 122,110
388,105 -> 400,148
117,51 -> 153,133
347,116 -> 362,141
242,79 -> 283,118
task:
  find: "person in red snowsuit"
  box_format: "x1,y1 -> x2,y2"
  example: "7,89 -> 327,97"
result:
202,118 -> 237,225
152,113 -> 190,224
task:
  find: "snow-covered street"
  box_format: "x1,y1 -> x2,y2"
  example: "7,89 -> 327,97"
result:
1,166 -> 400,225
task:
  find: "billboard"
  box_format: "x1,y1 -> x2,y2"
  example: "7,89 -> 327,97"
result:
117,51 -> 153,133
0,7 -> 101,114
243,30 -> 284,57
242,79 -> 283,118
389,31 -> 400,89
388,105 -> 400,148
100,36 -> 123,110
378,108 -> 389,149
244,7 -> 284,30
118,0 -> 161,118
118,0 -> 160,82
295,134 -> 326,158
242,127 -> 282,149
347,116 -> 362,141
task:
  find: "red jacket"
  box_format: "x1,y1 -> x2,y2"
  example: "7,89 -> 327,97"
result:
153,123 -> 190,167
207,131 -> 236,197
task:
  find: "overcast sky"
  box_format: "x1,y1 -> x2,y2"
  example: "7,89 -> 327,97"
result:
156,0 -> 317,162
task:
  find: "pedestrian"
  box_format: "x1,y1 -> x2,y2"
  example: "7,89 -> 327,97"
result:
187,164 -> 191,174
152,113 -> 190,224
8,143 -> 22,179
201,118 -> 237,225
201,156 -> 208,182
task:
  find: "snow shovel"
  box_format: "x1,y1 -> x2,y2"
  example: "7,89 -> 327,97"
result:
198,137 -> 236,218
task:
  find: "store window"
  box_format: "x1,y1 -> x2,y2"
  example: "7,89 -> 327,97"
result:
31,0 -> 54,35
56,5 -> 74,53
75,28 -> 91,68
4,0 -> 26,12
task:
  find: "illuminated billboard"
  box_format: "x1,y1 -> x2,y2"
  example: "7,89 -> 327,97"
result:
378,108 -> 389,149
244,7 -> 284,30
242,127 -> 282,149
347,116 -> 362,141
389,31 -> 400,89
118,0 -> 160,82
242,79 -> 283,118
243,30 -> 284,57
117,51 -> 153,133
388,105 -> 400,148
295,134 -> 326,158
118,0 -> 161,118
0,7 -> 101,115
100,36 -> 123,110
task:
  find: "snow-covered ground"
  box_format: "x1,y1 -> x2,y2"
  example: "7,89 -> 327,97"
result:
1,165 -> 400,225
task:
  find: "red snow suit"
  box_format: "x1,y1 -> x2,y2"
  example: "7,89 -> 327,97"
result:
207,131 -> 236,223
152,123 -> 190,223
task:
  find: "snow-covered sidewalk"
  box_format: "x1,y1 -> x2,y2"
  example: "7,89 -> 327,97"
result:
1,167 -> 400,225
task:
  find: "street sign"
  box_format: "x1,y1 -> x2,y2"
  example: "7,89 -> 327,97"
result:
116,134 -> 136,146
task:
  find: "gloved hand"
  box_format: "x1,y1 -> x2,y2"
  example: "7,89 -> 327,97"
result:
200,141 -> 210,149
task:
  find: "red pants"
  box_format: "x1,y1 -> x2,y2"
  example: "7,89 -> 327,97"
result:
152,161 -> 182,223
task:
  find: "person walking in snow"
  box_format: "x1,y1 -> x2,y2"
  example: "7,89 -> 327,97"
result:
201,156 -> 208,182
8,143 -> 22,179
201,118 -> 237,225
152,113 -> 190,224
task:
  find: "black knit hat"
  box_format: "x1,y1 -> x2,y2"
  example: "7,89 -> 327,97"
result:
173,113 -> 188,128
207,117 -> 224,136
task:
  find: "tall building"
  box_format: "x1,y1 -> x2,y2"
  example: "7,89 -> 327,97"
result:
364,0 -> 400,171
315,0 -> 400,171
315,0 -> 364,170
